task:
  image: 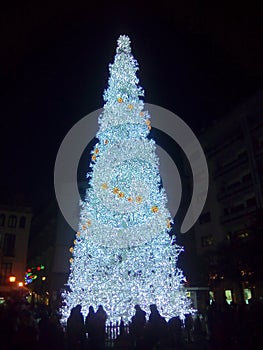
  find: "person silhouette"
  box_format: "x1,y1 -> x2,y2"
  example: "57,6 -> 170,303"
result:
95,305 -> 107,349
130,304 -> 146,346
67,305 -> 86,350
148,304 -> 167,349
85,306 -> 96,348
185,313 -> 194,343
168,316 -> 183,347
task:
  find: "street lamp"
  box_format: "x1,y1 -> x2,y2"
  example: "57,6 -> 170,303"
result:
9,276 -> 16,283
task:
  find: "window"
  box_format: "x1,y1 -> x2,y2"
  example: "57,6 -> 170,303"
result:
19,216 -> 26,229
227,181 -> 240,191
231,203 -> 244,214
242,173 -> 252,183
237,150 -> 247,159
225,290 -> 233,305
8,215 -> 17,228
243,288 -> 252,305
238,232 -> 249,239
3,234 -> 16,257
0,214 -> 5,226
199,212 -> 211,225
0,263 -> 12,285
209,291 -> 215,305
226,232 -> 232,240
224,208 -> 230,216
201,235 -> 214,247
0,233 -> 4,248
246,197 -> 257,207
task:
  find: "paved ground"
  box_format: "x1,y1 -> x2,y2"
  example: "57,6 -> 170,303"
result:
184,340 -> 210,349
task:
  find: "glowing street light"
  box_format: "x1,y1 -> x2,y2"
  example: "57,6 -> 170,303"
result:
9,276 -> 16,283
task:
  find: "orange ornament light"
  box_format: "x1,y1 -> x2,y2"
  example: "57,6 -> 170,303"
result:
151,206 -> 159,213
166,218 -> 171,228
101,183 -> 108,190
113,187 -> 119,194
136,196 -> 142,203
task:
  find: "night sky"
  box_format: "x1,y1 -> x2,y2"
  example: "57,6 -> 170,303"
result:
1,1 -> 262,210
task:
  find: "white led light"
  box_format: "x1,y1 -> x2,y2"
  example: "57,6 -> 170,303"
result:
61,35 -> 194,324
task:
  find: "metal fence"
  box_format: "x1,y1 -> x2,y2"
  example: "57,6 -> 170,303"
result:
106,321 -> 130,348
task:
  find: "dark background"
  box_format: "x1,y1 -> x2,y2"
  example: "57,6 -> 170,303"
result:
1,1 -> 262,210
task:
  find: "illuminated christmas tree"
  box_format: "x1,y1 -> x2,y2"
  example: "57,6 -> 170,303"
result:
62,35 -> 193,323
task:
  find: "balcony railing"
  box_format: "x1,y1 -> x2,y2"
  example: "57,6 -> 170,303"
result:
217,180 -> 253,201
214,154 -> 248,178
220,205 -> 257,224
206,132 -> 243,158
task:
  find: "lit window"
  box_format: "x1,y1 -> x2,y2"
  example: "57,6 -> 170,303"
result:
225,290 -> 232,305
243,288 -> 252,305
226,232 -> 232,240
238,232 -> 249,239
209,291 -> 215,304
201,235 -> 214,247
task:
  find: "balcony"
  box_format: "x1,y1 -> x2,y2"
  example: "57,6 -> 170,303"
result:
220,205 -> 257,224
217,179 -> 253,201
254,145 -> 263,158
206,131 -> 243,158
214,153 -> 248,178
248,114 -> 263,132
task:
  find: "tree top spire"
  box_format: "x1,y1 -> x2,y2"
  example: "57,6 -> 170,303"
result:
116,35 -> 131,54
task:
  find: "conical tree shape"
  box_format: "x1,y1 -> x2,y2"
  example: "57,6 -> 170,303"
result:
62,35 -> 193,323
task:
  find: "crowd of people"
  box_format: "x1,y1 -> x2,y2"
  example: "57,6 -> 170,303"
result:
67,304 -> 107,350
0,296 -> 262,350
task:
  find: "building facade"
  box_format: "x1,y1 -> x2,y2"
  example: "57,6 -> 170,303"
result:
0,205 -> 32,296
195,91 -> 263,305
